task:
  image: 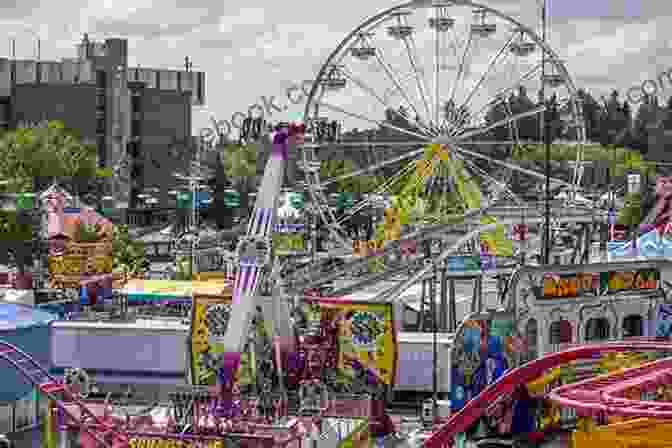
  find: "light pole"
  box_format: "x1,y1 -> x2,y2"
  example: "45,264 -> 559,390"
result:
537,0 -> 551,265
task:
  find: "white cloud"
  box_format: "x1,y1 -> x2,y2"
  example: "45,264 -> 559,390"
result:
218,7 -> 266,33
3,0 -> 672,134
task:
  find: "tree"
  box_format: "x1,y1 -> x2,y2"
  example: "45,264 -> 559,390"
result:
0,120 -> 99,194
0,121 -> 101,274
221,142 -> 258,219
111,224 -> 148,281
319,158 -> 382,195
576,88 -> 604,142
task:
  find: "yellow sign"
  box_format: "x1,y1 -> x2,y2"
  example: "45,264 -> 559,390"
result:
318,300 -> 397,385
190,293 -> 257,387
129,438 -> 223,448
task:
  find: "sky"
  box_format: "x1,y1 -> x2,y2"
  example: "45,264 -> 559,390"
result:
0,0 -> 668,138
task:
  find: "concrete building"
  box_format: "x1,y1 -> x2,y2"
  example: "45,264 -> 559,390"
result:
0,34 -> 206,209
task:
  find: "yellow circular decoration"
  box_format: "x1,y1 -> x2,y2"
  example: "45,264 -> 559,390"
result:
415,159 -> 432,177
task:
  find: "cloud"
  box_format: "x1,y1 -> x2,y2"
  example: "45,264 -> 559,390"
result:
0,0 -> 44,20
2,0 -> 671,137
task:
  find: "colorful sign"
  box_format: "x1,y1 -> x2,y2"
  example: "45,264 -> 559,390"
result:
314,299 -> 397,386
655,303 -> 672,338
128,438 -> 225,448
539,269 -> 659,299
450,312 -> 522,411
446,255 -> 480,272
272,232 -> 305,254
189,292 -> 256,387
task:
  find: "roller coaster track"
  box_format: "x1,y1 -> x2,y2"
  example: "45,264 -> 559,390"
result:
548,356 -> 672,417
0,341 -> 127,448
423,339 -> 672,448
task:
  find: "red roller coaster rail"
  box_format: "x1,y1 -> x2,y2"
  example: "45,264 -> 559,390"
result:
0,341 -> 127,448
548,356 -> 672,417
424,339 -> 672,448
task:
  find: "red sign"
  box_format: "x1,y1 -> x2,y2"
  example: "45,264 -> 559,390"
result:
512,224 -> 528,241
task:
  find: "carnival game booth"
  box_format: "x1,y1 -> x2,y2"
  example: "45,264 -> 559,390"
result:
49,280 -> 232,401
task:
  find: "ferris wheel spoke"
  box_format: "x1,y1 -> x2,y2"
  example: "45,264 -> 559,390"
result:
335,165 -> 416,226
452,32 -> 516,135
301,140 -> 434,149
340,67 -> 436,136
433,24 -> 440,126
453,144 -> 571,187
456,62 -> 542,133
317,101 -> 431,141
319,146 -> 424,188
447,32 -> 473,111
370,41 -> 425,128
460,140 -> 538,145
403,35 -> 433,124
454,105 -> 545,142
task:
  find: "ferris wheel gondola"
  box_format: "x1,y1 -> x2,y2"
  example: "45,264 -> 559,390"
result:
299,0 -> 586,251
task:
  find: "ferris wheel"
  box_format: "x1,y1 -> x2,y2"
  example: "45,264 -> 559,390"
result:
300,0 -> 587,250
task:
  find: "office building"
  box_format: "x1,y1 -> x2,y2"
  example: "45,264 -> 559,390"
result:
0,34 -> 206,209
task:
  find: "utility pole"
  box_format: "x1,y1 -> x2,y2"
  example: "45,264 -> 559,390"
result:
540,0 -> 551,265
544,101 -> 554,265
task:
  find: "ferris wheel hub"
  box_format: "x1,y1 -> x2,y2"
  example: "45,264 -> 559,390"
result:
431,135 -> 458,147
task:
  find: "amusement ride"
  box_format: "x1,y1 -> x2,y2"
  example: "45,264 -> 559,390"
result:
3,1 -> 672,448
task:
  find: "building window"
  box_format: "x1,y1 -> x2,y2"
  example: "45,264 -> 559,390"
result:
549,320 -> 573,346
585,318 -> 610,341
96,70 -> 106,88
622,315 -> 643,338
131,120 -> 141,137
96,118 -> 105,134
131,95 -> 141,112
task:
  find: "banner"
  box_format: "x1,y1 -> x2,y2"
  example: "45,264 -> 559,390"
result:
189,293 -> 257,387
315,299 -> 397,386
